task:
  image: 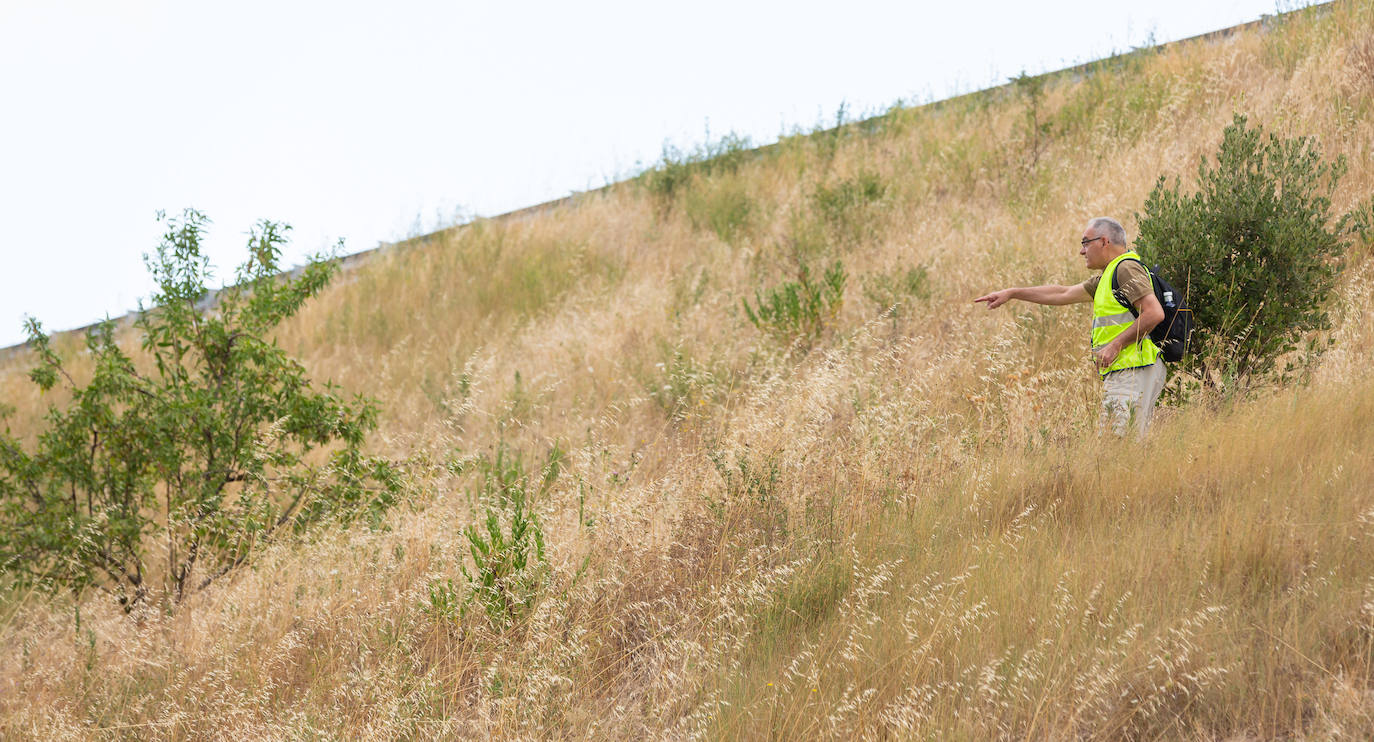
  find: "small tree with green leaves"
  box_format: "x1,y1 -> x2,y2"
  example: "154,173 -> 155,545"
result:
1136,114 -> 1363,389
0,210 -> 400,610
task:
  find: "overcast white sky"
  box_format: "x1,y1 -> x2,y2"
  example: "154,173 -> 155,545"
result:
1,0 -> 1292,348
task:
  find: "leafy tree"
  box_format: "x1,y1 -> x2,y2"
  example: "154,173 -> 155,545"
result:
1136,114 -> 1361,388
0,210 -> 400,610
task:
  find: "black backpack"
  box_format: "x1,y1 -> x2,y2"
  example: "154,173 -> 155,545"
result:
1111,258 -> 1195,363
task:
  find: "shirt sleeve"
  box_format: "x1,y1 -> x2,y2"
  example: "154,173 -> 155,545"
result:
1082,275 -> 1100,296
1116,261 -> 1152,305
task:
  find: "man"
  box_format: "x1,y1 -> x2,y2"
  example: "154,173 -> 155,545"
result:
974,217 -> 1166,438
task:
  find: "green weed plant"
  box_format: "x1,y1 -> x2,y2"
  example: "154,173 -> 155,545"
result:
640,132 -> 755,204
742,260 -> 847,345
458,443 -> 562,628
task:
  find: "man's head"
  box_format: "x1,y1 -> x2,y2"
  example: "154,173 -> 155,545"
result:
1080,216 -> 1128,270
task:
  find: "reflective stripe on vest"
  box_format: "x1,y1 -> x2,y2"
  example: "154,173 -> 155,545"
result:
1092,311 -> 1134,329
1091,252 -> 1160,376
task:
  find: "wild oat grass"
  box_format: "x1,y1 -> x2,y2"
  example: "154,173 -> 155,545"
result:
2,2 -> 1374,739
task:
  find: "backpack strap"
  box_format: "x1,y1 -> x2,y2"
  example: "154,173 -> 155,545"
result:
1110,257 -> 1148,318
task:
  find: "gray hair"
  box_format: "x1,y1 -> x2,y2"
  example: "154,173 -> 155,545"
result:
1087,217 -> 1127,247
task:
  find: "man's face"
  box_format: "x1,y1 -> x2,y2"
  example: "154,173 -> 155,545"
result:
1080,228 -> 1111,270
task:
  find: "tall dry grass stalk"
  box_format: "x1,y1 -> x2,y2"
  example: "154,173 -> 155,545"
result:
2,2 -> 1374,738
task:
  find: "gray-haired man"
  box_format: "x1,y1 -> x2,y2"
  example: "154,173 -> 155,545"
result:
974,217 -> 1167,438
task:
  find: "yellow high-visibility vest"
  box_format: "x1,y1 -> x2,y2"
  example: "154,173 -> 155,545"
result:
1092,252 -> 1160,376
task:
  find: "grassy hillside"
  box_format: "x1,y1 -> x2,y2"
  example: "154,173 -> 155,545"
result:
3,2 -> 1374,738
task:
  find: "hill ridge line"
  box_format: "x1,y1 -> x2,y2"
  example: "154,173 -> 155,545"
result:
1,3 -> 1324,360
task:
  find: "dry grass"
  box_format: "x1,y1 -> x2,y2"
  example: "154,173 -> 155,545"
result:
3,2 -> 1374,738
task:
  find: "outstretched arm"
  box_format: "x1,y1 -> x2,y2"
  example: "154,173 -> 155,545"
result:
974,284 -> 1090,309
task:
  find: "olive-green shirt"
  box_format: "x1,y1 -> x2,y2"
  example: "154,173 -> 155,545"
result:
1082,259 -> 1151,306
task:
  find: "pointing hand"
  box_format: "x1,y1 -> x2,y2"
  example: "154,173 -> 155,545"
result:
973,290 -> 1013,309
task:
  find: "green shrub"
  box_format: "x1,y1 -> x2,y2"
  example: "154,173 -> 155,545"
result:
742,260 -> 847,344
1136,114 -> 1362,388
0,210 -> 400,610
639,132 -> 755,204
459,443 -> 562,627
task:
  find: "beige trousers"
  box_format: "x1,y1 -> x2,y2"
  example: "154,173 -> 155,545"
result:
1100,359 -> 1167,439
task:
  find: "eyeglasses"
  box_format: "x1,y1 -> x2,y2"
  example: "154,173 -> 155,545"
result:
1080,236 -> 1106,248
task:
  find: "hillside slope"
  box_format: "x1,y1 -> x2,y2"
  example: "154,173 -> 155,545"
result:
3,2 -> 1374,738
